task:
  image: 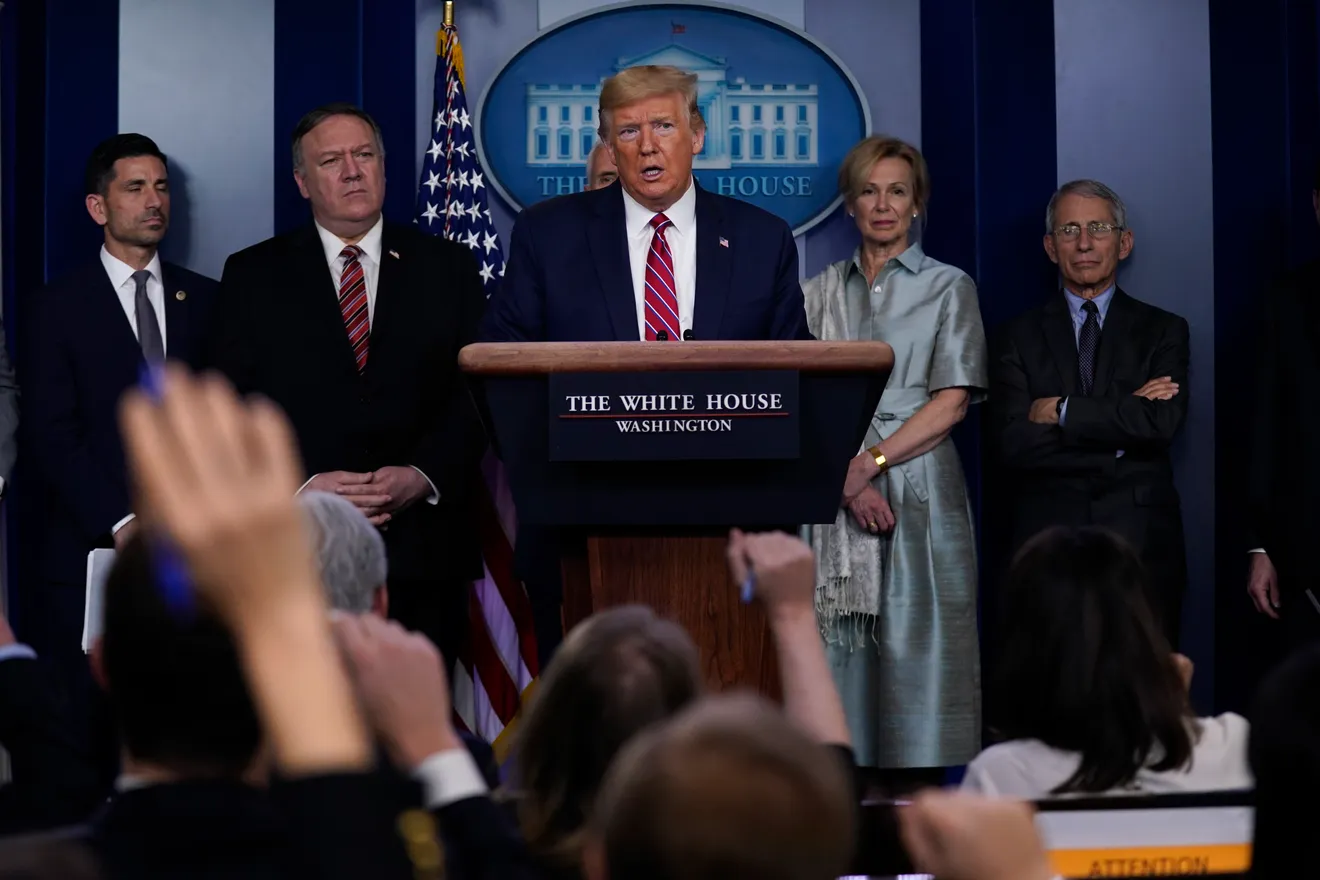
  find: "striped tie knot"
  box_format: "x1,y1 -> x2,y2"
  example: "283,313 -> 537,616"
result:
650,213 -> 673,236
340,244 -> 364,262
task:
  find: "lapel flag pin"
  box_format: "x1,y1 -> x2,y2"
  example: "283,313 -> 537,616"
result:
389,250 -> 400,260
718,237 -> 729,248
175,290 -> 186,301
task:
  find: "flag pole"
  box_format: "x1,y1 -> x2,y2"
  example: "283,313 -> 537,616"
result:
444,0 -> 454,27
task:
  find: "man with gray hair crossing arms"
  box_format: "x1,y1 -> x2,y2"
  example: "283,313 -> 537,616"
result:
988,179 -> 1191,646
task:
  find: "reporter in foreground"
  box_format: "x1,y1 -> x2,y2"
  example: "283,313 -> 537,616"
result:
115,365 -> 420,878
964,526 -> 1250,798
504,528 -> 854,879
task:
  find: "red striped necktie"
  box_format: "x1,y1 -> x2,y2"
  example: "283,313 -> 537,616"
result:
643,213 -> 681,341
338,244 -> 370,371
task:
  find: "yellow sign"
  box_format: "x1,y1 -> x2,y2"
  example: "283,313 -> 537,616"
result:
1051,843 -> 1251,877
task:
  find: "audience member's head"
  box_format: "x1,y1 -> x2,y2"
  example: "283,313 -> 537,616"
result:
585,141 -> 618,191
298,490 -> 388,616
95,533 -> 262,780
583,693 -> 854,880
989,525 -> 1193,794
510,605 -> 703,871
1247,644 -> 1320,878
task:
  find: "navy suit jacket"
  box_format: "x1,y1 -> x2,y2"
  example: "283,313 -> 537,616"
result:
19,259 -> 217,585
480,181 -> 813,342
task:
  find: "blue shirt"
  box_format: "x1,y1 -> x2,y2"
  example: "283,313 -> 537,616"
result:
1063,284 -> 1115,343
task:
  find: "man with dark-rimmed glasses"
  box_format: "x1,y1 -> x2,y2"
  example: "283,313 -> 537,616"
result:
988,179 -> 1191,647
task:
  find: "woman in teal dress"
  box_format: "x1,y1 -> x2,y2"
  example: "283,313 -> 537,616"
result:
802,135 -> 988,790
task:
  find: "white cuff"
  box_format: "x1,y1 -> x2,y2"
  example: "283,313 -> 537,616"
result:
1249,548 -> 1267,554
412,747 -> 488,809
296,475 -> 318,495
409,466 -> 440,505
112,514 -> 136,535
0,643 -> 37,662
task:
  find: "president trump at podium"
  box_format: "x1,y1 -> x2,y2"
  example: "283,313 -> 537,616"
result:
480,64 -> 813,343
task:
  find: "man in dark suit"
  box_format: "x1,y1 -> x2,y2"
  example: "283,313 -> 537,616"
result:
206,103 -> 486,667
18,133 -> 216,773
481,64 -> 812,344
989,179 -> 1190,645
1245,165 -> 1320,647
482,67 -> 811,663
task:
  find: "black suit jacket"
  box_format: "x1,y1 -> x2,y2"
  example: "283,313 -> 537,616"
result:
480,180 -> 812,342
1247,260 -> 1320,596
205,223 -> 487,581
989,289 -> 1190,633
19,259 -> 217,585
0,656 -> 102,834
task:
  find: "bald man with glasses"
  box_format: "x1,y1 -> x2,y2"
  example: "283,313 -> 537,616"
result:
988,179 -> 1191,647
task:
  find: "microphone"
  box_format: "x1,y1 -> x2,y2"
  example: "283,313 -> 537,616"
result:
655,330 -> 669,341
683,329 -> 695,341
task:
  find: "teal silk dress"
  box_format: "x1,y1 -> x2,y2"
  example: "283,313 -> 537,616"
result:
802,243 -> 988,769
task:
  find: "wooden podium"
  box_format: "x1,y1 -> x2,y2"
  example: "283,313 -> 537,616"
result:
459,341 -> 893,696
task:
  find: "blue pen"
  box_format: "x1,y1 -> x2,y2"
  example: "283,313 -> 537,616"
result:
740,571 -> 756,603
138,362 -> 195,618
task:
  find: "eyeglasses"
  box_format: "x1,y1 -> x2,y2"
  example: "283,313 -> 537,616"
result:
1053,221 -> 1124,241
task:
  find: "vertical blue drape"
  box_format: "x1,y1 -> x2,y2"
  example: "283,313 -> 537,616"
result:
1210,0 -> 1319,713
1,0 -> 119,633
920,0 -> 1058,730
273,0 -> 418,234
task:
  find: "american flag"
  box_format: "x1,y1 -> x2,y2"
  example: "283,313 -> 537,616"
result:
416,21 -> 539,760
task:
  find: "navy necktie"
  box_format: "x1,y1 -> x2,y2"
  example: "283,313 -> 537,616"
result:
1078,300 -> 1100,395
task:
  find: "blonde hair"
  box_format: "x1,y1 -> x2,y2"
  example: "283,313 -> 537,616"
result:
598,65 -> 704,141
838,135 -> 930,214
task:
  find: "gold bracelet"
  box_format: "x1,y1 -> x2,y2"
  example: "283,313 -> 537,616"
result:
867,445 -> 889,474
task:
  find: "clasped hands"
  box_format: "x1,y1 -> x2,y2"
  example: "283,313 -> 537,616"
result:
303,467 -> 431,526
840,452 -> 895,536
1028,375 -> 1180,425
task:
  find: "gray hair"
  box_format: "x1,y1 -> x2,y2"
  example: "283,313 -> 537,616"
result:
1045,179 -> 1127,232
298,491 -> 387,613
291,102 -> 386,172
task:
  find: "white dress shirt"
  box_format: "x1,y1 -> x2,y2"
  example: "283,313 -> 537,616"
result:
101,246 -> 168,353
412,747 -> 489,809
302,217 -> 438,505
103,247 -> 167,535
315,217 -> 384,325
622,178 -> 697,340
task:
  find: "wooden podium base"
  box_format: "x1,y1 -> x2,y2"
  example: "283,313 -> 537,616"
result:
560,531 -> 781,699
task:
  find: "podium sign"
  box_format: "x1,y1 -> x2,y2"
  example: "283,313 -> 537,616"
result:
548,370 -> 800,462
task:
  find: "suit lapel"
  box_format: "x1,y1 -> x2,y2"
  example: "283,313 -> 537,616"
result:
692,184 -> 731,341
86,264 -> 147,368
587,184 -> 642,340
292,225 -> 361,376
160,263 -> 190,361
1041,294 -> 1080,397
1092,289 -> 1134,397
